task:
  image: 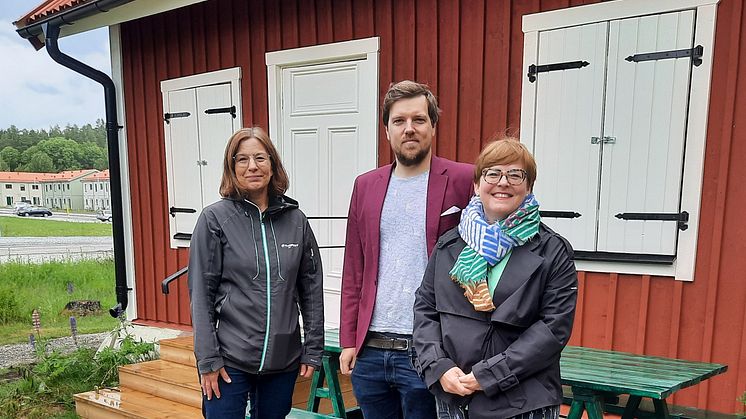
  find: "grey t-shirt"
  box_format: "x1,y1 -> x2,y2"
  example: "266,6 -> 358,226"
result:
369,171 -> 429,335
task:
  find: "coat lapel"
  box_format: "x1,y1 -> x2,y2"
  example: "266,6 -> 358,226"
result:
490,242 -> 544,322
426,157 -> 448,254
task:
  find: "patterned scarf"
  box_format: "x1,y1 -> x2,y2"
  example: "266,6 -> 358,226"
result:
450,194 -> 541,311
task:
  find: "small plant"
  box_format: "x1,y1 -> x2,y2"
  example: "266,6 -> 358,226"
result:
739,390 -> 746,416
0,320 -> 157,418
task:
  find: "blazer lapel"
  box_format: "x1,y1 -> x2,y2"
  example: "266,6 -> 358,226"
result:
368,166 -> 392,268
426,157 -> 448,254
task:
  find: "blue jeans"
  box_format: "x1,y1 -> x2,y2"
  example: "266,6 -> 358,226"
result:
351,346 -> 436,419
201,366 -> 298,419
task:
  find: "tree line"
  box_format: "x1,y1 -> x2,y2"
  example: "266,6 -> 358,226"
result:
0,120 -> 108,173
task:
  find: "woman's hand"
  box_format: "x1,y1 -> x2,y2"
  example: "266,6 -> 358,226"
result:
439,366 -> 474,396
340,347 -> 357,375
299,364 -> 316,378
458,372 -> 483,392
200,367 -> 231,400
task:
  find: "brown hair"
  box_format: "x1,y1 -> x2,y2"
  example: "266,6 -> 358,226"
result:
219,127 -> 289,198
473,136 -> 537,191
381,80 -> 441,127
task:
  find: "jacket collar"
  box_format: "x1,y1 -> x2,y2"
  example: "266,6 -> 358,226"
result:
226,194 -> 298,217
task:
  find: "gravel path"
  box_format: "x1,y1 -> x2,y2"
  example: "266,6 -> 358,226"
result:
0,332 -> 110,369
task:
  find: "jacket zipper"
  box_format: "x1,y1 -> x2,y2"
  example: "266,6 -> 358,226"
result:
258,211 -> 272,372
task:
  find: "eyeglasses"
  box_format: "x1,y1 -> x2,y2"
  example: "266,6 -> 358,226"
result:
233,153 -> 270,168
481,168 -> 527,186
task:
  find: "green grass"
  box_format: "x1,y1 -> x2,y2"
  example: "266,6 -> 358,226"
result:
0,217 -> 111,237
0,260 -> 118,345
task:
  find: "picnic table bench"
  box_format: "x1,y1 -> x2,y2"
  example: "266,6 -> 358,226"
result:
561,346 -> 728,419
309,330 -> 728,419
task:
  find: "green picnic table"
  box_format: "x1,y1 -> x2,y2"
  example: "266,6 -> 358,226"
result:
309,330 -> 727,419
561,346 -> 728,419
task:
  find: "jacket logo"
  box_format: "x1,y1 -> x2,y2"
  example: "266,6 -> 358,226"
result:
281,243 -> 299,248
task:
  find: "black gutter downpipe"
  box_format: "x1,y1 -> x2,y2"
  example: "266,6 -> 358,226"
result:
42,22 -> 129,319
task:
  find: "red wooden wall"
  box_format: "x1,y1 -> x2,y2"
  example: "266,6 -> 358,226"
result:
119,0 -> 746,412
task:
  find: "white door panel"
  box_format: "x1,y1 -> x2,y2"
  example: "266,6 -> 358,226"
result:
532,22 -> 608,252
196,83 -> 235,207
280,58 -> 377,327
598,11 -> 694,255
166,89 -> 201,239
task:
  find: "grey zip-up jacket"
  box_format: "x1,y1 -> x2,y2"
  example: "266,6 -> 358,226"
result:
188,195 -> 324,375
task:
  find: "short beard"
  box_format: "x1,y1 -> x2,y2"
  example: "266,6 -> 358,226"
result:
395,147 -> 430,167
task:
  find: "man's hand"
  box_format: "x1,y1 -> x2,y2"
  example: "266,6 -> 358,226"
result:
299,364 -> 316,378
200,367 -> 231,400
439,366 -> 473,396
458,372 -> 483,392
340,347 -> 357,375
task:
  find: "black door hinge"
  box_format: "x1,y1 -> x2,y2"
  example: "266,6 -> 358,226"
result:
205,105 -> 236,118
626,45 -> 704,66
527,60 -> 590,83
169,207 -> 197,217
614,211 -> 689,231
173,233 -> 192,240
163,112 -> 191,124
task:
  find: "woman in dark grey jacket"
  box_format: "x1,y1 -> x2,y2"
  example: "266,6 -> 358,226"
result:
413,138 -> 577,419
188,127 -> 324,419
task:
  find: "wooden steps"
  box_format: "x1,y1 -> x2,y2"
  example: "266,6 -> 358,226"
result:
75,336 -> 357,418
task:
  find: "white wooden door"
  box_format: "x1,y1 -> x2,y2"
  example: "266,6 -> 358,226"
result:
530,22 -> 608,252
280,59 -> 378,328
165,88 -> 201,241
597,10 -> 695,256
196,83 -> 237,207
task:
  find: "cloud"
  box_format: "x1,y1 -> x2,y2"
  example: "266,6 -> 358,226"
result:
0,19 -> 110,130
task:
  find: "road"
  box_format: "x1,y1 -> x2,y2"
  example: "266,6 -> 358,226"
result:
0,236 -> 114,263
0,208 -> 103,223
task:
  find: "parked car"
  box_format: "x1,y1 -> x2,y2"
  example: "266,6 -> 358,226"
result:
16,206 -> 53,217
96,210 -> 112,222
13,202 -> 31,214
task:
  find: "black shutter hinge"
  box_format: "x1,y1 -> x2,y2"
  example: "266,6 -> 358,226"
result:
205,105 -> 236,118
539,211 -> 582,219
163,112 -> 191,124
626,45 -> 704,66
527,60 -> 590,83
615,211 -> 689,231
173,233 -> 193,240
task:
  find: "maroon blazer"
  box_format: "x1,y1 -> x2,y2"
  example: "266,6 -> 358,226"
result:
339,155 -> 474,352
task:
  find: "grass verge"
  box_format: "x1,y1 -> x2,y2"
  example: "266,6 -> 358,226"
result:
0,260 -> 117,345
0,217 -> 111,237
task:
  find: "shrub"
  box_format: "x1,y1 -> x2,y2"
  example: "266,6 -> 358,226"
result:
0,289 -> 22,325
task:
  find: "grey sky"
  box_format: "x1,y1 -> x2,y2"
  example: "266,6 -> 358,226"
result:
0,1 -> 110,130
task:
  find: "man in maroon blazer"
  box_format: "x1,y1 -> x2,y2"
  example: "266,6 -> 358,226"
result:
339,80 -> 474,418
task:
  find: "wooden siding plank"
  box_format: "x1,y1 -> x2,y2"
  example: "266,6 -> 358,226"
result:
414,0 -> 438,87
604,273 -> 618,350
204,2 -> 219,72
233,0 -> 252,123
298,0 -> 318,47
457,0 -> 485,163
249,0 -> 268,126
352,0 -> 374,39
436,0 -> 459,161
569,271 -> 585,347
191,4 -> 207,74
265,0 -> 282,53
316,0 -> 334,44
281,0 -> 300,50
332,0 -> 353,41
481,0 -> 511,143
636,275 -> 650,354
218,2 -> 235,68
392,0 -> 415,80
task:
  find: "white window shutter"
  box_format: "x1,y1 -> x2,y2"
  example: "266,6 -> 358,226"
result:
531,22 -> 608,252
597,10 -> 695,256
196,83 -> 235,208
165,88 -> 202,243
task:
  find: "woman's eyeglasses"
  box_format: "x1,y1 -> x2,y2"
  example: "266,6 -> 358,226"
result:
481,168 -> 527,186
233,153 -> 270,168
